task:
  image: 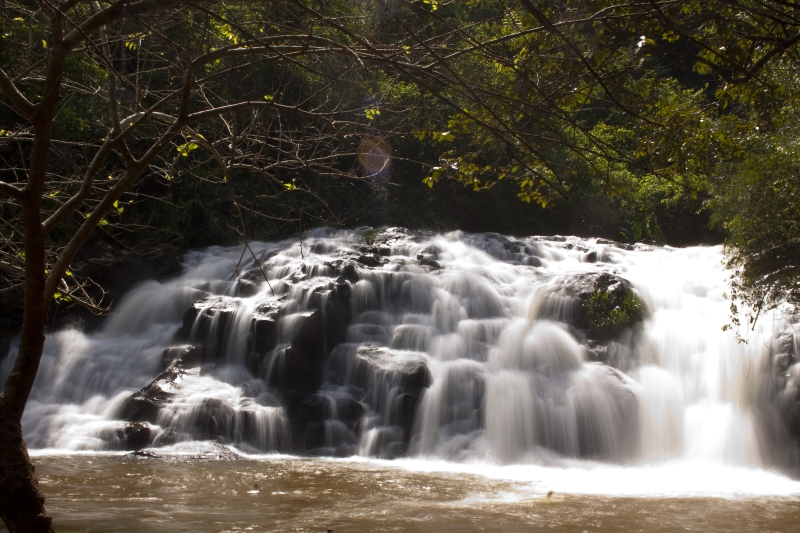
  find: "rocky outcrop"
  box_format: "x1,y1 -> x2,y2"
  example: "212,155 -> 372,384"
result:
123,365 -> 184,424
328,344 -> 432,448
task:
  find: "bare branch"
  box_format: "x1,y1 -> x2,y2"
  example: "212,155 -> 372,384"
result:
0,67 -> 36,119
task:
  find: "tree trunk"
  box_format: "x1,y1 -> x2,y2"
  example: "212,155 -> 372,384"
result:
0,399 -> 54,533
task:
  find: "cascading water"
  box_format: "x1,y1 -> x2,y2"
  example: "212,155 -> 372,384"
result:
2,227 -> 799,484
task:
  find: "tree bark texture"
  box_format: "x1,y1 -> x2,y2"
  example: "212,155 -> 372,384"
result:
0,399 -> 54,533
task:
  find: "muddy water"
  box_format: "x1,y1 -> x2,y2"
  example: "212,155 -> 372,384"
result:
27,454 -> 800,533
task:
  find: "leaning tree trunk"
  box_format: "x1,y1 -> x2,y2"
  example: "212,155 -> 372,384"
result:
0,113 -> 57,532
0,220 -> 56,532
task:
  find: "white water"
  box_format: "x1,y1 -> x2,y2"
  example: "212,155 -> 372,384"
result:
2,228 -> 799,497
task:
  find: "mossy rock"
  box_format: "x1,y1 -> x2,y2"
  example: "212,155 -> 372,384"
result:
582,289 -> 646,339
561,272 -> 647,340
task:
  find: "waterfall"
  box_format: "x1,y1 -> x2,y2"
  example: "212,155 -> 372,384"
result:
1,227 -> 797,474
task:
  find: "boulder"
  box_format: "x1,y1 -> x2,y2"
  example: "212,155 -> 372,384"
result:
357,254 -> 381,267
250,299 -> 286,354
187,398 -> 235,441
560,272 -> 646,340
124,423 -> 152,450
123,365 -> 183,423
346,344 -> 432,438
416,253 -> 443,270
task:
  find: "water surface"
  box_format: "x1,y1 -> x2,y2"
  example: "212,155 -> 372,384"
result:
29,453 -> 800,533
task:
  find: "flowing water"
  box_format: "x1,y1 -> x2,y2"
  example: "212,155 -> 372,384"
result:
2,228 -> 800,531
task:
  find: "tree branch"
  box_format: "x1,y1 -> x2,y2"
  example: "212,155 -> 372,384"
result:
0,180 -> 26,202
0,67 -> 36,119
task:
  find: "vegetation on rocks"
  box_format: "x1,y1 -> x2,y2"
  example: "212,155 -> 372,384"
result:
583,289 -> 647,340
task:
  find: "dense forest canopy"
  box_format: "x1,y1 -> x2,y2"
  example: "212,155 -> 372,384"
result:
0,1 -> 799,530
1,1 -> 797,317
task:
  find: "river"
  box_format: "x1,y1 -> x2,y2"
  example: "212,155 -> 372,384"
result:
26,452 -> 800,532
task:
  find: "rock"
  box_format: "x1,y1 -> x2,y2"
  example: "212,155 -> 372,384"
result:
268,307 -> 329,396
188,398 -> 235,441
123,366 -> 182,423
357,254 -> 381,267
236,278 -> 260,297
346,344 -> 432,439
127,450 -> 160,458
338,260 -> 359,282
161,345 -> 204,370
557,272 -> 646,340
416,253 -> 443,269
596,238 -> 636,251
153,427 -> 179,447
176,296 -> 240,358
287,395 -> 328,450
563,272 -> 632,302
336,397 -> 366,429
250,300 -> 286,354
124,423 -> 152,450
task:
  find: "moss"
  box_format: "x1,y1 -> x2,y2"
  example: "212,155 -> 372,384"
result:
364,229 -> 378,245
582,289 -> 646,339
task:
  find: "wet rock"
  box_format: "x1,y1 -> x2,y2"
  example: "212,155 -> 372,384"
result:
124,423 -> 152,450
176,296 -> 240,357
559,272 -> 646,340
458,233 -> 545,265
287,395 -> 328,450
339,260 -> 359,282
189,398 -> 235,441
153,427 -> 179,447
563,272 -> 632,302
267,311 -> 324,395
357,254 -> 381,267
161,344 -> 204,370
123,366 -> 182,423
336,397 -> 366,429
250,300 -> 286,354
127,450 -> 160,458
359,246 -> 380,255
236,278 -> 260,297
416,253 -> 443,269
345,344 -> 432,439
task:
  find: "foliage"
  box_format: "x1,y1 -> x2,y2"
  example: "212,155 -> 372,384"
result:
712,122 -> 800,319
363,229 -> 379,246
582,289 -> 646,339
